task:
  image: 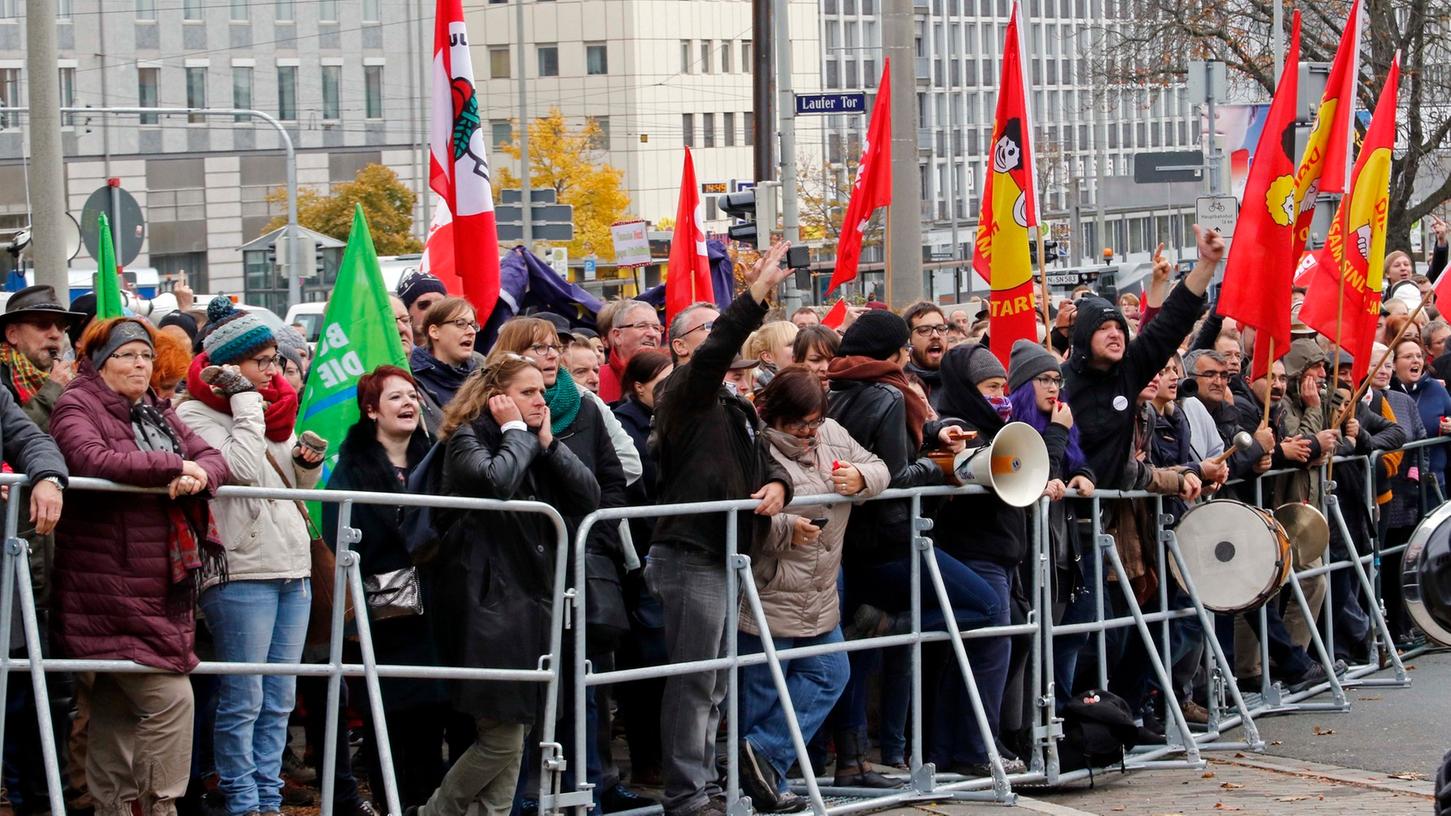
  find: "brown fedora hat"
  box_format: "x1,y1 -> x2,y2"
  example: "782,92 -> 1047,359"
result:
0,285 -> 88,329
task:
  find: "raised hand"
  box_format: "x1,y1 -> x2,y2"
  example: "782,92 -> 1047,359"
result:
745,241 -> 793,303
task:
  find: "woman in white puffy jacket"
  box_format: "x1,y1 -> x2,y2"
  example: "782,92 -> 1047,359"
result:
175,298 -> 324,816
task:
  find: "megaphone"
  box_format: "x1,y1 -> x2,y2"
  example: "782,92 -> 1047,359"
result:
948,421 -> 1051,508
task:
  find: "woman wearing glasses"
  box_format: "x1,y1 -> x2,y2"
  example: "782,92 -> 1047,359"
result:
412,297 -> 481,435
176,298 -> 327,816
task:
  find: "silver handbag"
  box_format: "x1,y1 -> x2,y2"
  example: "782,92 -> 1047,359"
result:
362,566 -> 424,620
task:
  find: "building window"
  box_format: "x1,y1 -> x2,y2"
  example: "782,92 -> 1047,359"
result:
230,0 -> 247,21
723,112 -> 735,146
702,113 -> 715,148
741,40 -> 752,71
183,0 -> 201,20
135,0 -> 155,20
319,0 -> 337,22
699,40 -> 712,73
721,40 -> 732,73
586,43 -> 608,75
233,66 -> 253,120
0,68 -> 19,130
743,111 -> 753,146
186,67 -> 206,121
587,116 -> 609,150
363,0 -> 379,21
537,44 -> 558,77
489,47 -> 510,79
275,0 -> 293,22
0,0 -> 13,16
58,67 -> 75,126
682,113 -> 694,148
491,120 -> 512,150
364,65 -> 383,119
321,65 -> 341,120
681,40 -> 692,73
137,67 -> 159,124
277,65 -> 297,120
56,0 -> 71,17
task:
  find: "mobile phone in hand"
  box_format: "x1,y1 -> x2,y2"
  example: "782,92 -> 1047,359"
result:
809,517 -> 830,530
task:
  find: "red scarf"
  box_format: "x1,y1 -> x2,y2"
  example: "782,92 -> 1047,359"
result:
827,355 -> 930,448
185,353 -> 299,442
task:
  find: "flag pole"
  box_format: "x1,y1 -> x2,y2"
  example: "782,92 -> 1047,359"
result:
1260,336 -> 1276,430
884,207 -> 894,306
1336,295 -> 1431,427
1035,231 -> 1052,350
1326,203 -> 1351,482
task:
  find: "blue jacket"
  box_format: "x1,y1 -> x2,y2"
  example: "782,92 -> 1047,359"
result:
1392,373 -> 1451,485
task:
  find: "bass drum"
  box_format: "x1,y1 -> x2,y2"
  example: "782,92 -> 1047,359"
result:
1171,499 -> 1291,613
1401,501 -> 1451,648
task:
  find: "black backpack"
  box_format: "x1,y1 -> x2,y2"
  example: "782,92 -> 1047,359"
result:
1058,689 -> 1141,775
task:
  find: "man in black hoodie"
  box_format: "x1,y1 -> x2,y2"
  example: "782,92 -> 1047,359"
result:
1065,226 -> 1225,489
648,241 -> 795,816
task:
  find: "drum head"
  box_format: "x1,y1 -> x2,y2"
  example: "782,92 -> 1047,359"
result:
1174,500 -> 1285,613
1402,502 -> 1451,647
1275,503 -> 1329,570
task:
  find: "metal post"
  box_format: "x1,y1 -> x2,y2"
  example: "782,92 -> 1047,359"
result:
774,0 -> 802,311
340,544 -> 403,815
515,0 -> 532,247
0,488 -> 23,759
1204,63 -> 1222,196
909,495 -> 928,790
1091,497 -> 1108,690
752,0 -> 775,180
726,511 -> 747,816
24,0 -> 69,296
573,521 -> 590,812
884,0 -> 923,306
320,501 -> 354,811
1326,495 -> 1407,682
1036,498 -> 1060,783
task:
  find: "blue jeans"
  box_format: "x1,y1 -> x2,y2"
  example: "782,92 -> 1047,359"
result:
739,629 -> 850,792
201,578 -> 311,816
930,559 -> 1012,767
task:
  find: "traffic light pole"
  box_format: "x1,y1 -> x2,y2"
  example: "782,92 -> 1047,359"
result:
24,0 -> 67,297
774,0 -> 801,309
752,0 -> 775,181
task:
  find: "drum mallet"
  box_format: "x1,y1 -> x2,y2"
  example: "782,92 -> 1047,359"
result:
1205,431 -> 1256,466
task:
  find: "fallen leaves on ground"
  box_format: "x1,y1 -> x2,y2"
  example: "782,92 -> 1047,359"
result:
1389,772 -> 1428,781
1220,782 -> 1245,789
1313,725 -> 1336,736
1202,771 -> 1217,779
1276,795 -> 1311,802
1213,803 -> 1241,811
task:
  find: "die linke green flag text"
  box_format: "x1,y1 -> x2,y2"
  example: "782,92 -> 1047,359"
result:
295,206 -> 408,494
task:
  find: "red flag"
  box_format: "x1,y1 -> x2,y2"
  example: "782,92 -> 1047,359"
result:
422,0 -> 501,322
1216,12 -> 1301,380
666,147 -> 712,326
827,60 -> 892,294
1302,58 -> 1400,382
1290,0 -> 1361,261
972,0 -> 1039,367
821,297 -> 849,329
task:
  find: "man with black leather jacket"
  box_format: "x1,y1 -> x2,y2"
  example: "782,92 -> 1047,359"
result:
646,242 -> 795,816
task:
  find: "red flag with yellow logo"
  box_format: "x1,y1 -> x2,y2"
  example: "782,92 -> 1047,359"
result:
827,61 -> 892,295
1216,12 -> 1300,380
1301,58 -> 1399,382
1290,0 -> 1361,262
972,0 -> 1039,367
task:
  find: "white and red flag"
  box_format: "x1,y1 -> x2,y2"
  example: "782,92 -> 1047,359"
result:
666,147 -> 712,325
421,0 -> 501,322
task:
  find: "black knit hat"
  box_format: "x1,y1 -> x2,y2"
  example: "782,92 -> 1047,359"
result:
839,310 -> 910,360
1008,339 -> 1060,391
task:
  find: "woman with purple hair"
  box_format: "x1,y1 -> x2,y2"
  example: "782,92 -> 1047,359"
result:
1006,340 -> 1096,712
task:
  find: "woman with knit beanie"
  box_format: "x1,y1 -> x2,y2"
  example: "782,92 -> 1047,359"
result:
176,297 -> 329,816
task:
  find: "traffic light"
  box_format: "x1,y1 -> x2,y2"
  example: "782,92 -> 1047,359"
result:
1042,239 -> 1059,264
721,181 -> 778,251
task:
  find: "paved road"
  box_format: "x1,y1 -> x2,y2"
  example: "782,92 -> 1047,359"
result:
879,649 -> 1447,816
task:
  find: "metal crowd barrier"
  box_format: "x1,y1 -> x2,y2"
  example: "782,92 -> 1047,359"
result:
0,436 -> 1445,816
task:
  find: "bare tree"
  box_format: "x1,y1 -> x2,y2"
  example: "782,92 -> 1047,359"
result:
796,151 -> 885,256
1094,0 -> 1451,253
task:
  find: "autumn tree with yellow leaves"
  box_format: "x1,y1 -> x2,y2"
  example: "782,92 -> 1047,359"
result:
264,164 -> 423,255
494,109 -> 634,261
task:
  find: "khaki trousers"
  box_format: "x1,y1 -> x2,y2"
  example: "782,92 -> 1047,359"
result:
86,672 -> 193,816
418,717 -> 529,816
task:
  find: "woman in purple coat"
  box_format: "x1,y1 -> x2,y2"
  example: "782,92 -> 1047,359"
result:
50,317 -> 230,816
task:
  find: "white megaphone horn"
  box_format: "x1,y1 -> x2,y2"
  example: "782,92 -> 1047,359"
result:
950,421 -> 1051,508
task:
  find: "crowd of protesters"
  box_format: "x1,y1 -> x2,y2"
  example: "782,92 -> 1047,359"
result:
0,221 -> 1445,816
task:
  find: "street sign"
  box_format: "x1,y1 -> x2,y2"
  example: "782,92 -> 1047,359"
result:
80,185 -> 145,266
1133,151 -> 1205,184
495,204 -> 574,223
497,223 -> 574,242
583,256 -> 597,281
500,188 -> 557,204
1196,195 -> 1238,238
795,92 -> 868,115
610,220 -> 651,267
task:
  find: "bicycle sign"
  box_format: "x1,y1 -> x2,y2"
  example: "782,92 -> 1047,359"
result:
1196,195 -> 1238,238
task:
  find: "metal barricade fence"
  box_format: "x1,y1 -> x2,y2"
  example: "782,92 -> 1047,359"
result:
0,474 -> 573,816
0,438 -> 1446,816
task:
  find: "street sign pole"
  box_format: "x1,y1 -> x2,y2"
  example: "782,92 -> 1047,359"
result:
775,0 -> 801,310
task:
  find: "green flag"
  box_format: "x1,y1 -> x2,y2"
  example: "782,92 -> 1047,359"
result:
295,207 -> 408,494
94,212 -> 125,319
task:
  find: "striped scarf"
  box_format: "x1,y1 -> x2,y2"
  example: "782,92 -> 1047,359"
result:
1377,394 -> 1403,506
0,344 -> 47,404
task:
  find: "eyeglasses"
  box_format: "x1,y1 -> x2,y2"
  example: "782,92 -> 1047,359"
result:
1193,370 -> 1232,381
783,417 -> 826,433
618,321 -> 662,334
912,324 -> 949,337
110,351 -> 154,364
443,318 -> 480,332
251,354 -> 283,369
1033,374 -> 1063,388
529,343 -> 563,357
679,320 -> 715,339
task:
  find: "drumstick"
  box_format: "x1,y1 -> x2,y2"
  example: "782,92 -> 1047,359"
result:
1206,431 -> 1256,466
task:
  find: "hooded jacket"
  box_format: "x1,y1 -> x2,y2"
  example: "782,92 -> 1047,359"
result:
930,345 -> 1030,567
1064,284 -> 1206,489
